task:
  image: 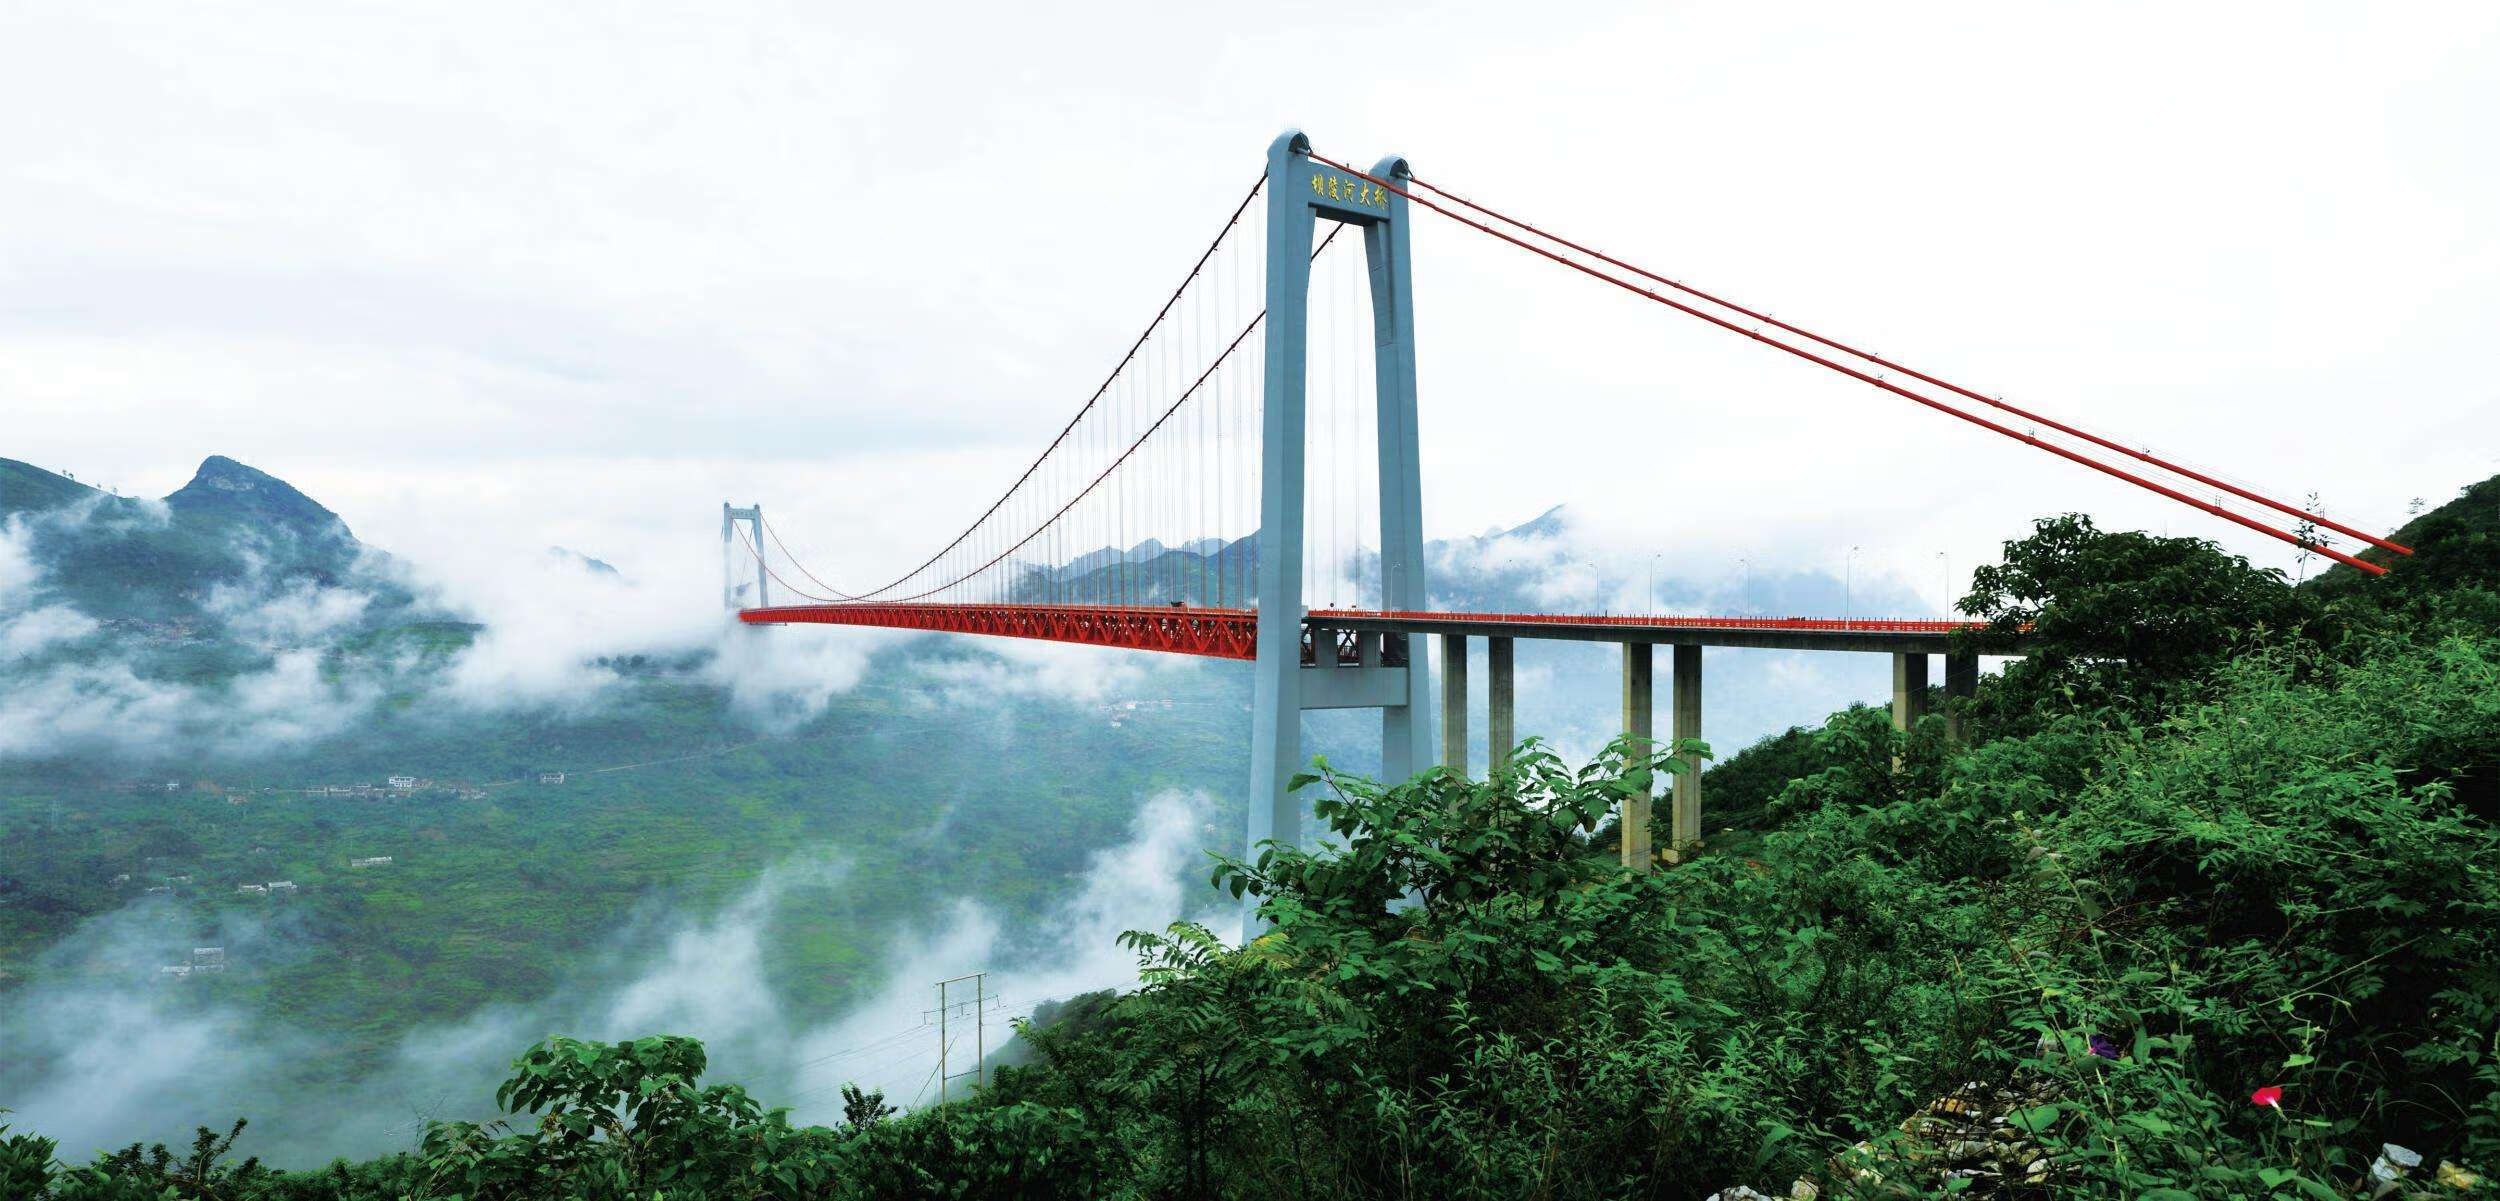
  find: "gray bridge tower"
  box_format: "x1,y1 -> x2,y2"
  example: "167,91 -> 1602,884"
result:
722,503 -> 767,611
1245,131 -> 1434,934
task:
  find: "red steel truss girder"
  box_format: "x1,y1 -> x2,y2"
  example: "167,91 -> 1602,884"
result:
1338,610 -> 1988,635
739,604 -> 1992,660
739,603 -> 1260,660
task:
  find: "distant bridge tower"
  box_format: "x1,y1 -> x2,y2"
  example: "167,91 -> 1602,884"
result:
1246,130 -> 1433,928
722,503 -> 767,611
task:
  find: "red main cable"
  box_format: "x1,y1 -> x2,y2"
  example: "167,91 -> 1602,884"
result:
1402,173 -> 2410,558
1304,151 -> 2389,576
819,172 -> 1270,602
842,224 -> 1350,606
733,524 -> 842,605
759,515 -> 865,601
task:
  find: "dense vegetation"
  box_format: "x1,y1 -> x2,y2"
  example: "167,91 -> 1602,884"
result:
11,473 -> 2500,1196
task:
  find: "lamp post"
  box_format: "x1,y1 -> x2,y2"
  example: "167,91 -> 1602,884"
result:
1647,553 -> 1660,614
1844,545 -> 1862,626
1937,551 -> 1951,617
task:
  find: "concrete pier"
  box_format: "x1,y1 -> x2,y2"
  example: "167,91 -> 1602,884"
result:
1892,652 -> 1930,733
1620,643 -> 1654,870
1488,636 -> 1515,772
1892,652 -> 1929,770
1669,644 -> 1702,860
1440,632 -> 1469,773
1944,651 -> 1977,743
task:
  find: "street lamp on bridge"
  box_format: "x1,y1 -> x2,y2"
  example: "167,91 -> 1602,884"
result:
1844,545 -> 1862,626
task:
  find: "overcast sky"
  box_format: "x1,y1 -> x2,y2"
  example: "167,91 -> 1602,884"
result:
5,1 -> 2495,612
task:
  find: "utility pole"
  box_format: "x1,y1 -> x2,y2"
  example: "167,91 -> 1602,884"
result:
927,972 -> 1000,1104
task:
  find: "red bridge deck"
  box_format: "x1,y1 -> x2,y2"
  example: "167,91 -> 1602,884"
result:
737,604 -> 2002,659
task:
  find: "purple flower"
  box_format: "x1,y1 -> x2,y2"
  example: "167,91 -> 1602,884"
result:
2089,1034 -> 2120,1060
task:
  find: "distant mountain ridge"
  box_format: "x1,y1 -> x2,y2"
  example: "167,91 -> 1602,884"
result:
2,455 -> 383,628
163,455 -> 354,540
1032,507 -> 1572,608
0,457 -> 114,514
549,546 -> 621,576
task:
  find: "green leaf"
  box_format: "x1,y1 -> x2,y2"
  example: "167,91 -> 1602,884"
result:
2122,1113 -> 2179,1135
2010,1103 -> 2064,1132
2291,1177 -> 2342,1201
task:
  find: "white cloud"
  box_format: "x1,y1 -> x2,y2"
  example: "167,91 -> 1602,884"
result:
0,659 -> 193,759
778,791 -> 1219,1115
0,650 -> 391,760
705,621 -> 892,727
0,517 -> 41,606
0,604 -> 97,661
1418,512 -> 1925,765
0,483 -> 1197,760
207,578 -> 371,646
5,979 -> 257,1156
0,902 -> 312,1158
912,638 -> 1168,708
595,858 -> 844,1043
218,648 -> 377,751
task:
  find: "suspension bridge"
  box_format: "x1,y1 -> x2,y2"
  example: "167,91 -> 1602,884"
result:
722,129 -> 2410,880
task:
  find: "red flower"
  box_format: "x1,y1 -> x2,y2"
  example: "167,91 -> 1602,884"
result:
2251,1085 -> 2284,1110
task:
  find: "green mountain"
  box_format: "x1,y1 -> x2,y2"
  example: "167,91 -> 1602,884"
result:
2307,472 -> 2500,607
162,455 -> 352,536
2,455 -> 398,631
0,458 -> 106,513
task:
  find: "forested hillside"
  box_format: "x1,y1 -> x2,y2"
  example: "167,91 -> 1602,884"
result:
11,467 -> 2500,1197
